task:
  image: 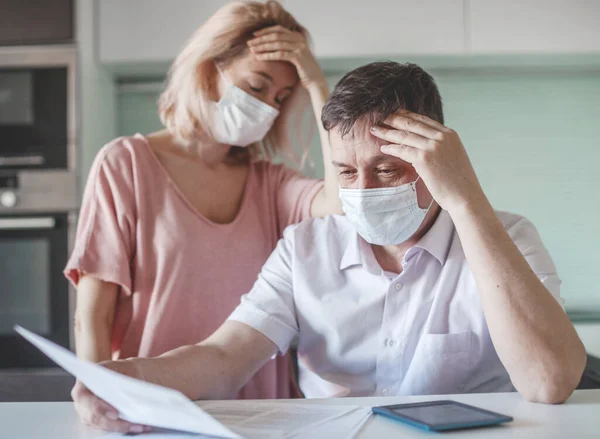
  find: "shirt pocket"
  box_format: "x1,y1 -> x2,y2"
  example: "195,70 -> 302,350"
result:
410,330 -> 475,395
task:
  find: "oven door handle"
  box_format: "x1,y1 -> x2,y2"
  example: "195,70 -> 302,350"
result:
0,217 -> 56,230
0,155 -> 45,166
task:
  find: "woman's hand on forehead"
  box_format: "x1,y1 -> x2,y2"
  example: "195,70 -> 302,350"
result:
247,25 -> 326,90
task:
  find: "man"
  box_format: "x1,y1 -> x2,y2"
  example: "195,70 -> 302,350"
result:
74,61 -> 586,433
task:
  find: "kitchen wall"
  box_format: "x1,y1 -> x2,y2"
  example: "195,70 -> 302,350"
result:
114,62 -> 600,310
77,0 -> 117,182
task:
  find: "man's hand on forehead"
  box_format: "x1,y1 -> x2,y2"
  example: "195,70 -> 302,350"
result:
369,109 -> 485,214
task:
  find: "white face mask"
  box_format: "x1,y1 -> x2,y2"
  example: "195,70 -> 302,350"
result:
210,67 -> 280,147
339,178 -> 431,246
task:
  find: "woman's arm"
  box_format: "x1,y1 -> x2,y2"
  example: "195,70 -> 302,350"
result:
249,26 -> 343,217
73,275 -> 118,363
305,80 -> 343,217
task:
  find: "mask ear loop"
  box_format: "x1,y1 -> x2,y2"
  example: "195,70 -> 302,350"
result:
413,176 -> 435,212
214,63 -> 230,84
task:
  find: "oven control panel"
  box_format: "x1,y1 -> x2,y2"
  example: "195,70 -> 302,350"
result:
0,190 -> 17,208
0,175 -> 19,207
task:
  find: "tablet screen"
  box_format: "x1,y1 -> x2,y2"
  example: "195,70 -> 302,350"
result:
390,402 -> 502,427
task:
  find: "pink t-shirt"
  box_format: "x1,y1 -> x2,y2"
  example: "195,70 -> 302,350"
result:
65,134 -> 323,399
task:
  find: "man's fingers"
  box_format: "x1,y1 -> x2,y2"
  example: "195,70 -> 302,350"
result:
393,110 -> 448,131
72,381 -> 147,434
370,126 -> 431,149
89,412 -> 137,434
381,113 -> 444,140
89,398 -> 150,433
379,143 -> 421,164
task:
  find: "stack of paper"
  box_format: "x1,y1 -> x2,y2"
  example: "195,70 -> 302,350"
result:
15,326 -> 371,438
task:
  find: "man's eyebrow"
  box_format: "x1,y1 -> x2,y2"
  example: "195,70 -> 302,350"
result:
371,155 -> 390,163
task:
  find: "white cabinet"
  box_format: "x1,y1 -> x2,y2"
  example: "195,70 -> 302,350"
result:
470,0 -> 600,54
282,0 -> 466,58
98,0 -> 466,63
98,0 -> 600,63
98,0 -> 230,63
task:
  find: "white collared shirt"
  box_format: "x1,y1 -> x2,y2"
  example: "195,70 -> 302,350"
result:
228,210 -> 563,398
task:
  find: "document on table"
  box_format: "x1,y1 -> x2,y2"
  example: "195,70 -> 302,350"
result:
199,401 -> 372,439
15,326 -> 371,438
14,326 -> 242,438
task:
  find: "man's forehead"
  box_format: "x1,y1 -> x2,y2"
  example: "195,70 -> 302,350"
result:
330,125 -> 387,149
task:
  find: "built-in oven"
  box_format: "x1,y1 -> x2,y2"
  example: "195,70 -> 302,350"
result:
0,213 -> 74,368
0,45 -> 76,171
0,45 -> 78,371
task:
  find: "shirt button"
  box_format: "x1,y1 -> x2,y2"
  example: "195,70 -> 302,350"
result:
381,388 -> 388,395
387,339 -> 395,347
395,283 -> 403,291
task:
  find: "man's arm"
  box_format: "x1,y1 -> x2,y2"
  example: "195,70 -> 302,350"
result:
133,321 -> 277,400
72,321 -> 276,433
450,198 -> 585,403
73,227 -> 301,432
372,110 -> 587,404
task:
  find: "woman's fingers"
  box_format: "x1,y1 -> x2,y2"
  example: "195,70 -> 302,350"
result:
253,25 -> 292,37
250,41 -> 300,53
248,31 -> 301,46
253,51 -> 294,62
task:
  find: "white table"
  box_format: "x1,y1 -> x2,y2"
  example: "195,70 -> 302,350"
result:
1,390 -> 599,438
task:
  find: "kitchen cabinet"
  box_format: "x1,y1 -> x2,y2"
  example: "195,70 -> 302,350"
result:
0,369 -> 74,402
98,0 -> 466,63
98,0 -> 600,64
277,0 -> 466,58
470,0 -> 600,54
0,0 -> 74,45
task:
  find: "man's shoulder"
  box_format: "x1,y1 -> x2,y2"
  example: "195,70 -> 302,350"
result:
493,210 -> 539,239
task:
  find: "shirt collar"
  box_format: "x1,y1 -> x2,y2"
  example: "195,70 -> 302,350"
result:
339,232 -> 381,274
339,209 -> 454,271
412,209 -> 454,265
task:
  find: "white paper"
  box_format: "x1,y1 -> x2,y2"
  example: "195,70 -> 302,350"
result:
199,401 -> 371,439
14,326 -> 242,438
294,406 -> 372,439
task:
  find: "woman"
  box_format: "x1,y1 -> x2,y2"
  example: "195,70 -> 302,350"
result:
65,0 -> 341,402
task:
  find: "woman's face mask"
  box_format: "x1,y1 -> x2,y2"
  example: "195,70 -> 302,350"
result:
210,66 -> 279,147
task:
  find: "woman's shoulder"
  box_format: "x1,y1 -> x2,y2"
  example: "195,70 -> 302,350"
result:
95,134 -> 151,170
251,159 -> 302,181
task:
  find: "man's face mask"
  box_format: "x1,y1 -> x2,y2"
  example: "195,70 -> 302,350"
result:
339,177 -> 431,245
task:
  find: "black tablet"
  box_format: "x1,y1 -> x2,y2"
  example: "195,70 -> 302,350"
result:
372,400 -> 513,432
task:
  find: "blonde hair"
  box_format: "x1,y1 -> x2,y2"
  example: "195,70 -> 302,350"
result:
158,0 -> 311,164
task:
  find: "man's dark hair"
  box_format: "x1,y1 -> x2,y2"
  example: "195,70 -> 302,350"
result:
321,61 -> 444,137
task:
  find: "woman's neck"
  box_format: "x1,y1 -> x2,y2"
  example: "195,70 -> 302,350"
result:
150,129 -> 233,168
